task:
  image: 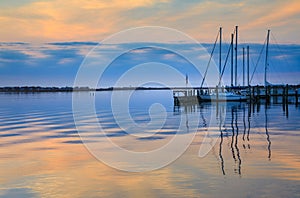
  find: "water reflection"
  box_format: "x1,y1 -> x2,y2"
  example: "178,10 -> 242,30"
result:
265,104 -> 272,160
219,126 -> 225,175
174,100 -> 277,176
0,92 -> 300,197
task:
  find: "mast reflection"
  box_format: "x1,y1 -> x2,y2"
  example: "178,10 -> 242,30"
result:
173,99 -> 275,176
265,104 -> 272,160
234,107 -> 242,175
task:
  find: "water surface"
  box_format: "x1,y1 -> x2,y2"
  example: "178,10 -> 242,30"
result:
0,91 -> 300,197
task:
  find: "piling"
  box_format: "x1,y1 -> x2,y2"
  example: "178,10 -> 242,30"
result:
248,86 -> 252,101
216,86 -> 219,101
256,86 -> 260,103
266,85 -> 271,104
286,86 -> 289,117
296,89 -> 298,106
286,84 -> 289,117
273,88 -> 278,104
251,86 -> 255,103
282,86 -> 286,112
285,84 -> 289,104
282,85 -> 286,104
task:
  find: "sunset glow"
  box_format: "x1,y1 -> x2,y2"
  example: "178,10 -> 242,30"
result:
1,0 -> 300,43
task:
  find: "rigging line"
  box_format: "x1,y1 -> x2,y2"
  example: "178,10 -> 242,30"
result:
270,32 -> 290,83
218,37 -> 232,86
271,32 -> 291,66
250,39 -> 266,83
250,38 -> 267,84
268,57 -> 284,84
200,31 -> 220,88
249,53 -> 257,83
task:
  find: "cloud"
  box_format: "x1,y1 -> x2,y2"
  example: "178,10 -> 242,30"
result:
0,42 -> 299,86
0,42 -> 96,86
131,48 -> 151,54
48,42 -> 98,46
58,58 -> 76,65
0,49 -> 30,60
246,0 -> 300,29
0,1 -> 299,43
162,53 -> 176,59
0,0 -> 169,42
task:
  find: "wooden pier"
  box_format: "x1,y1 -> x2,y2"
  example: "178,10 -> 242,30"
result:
173,84 -> 300,106
173,88 -> 200,105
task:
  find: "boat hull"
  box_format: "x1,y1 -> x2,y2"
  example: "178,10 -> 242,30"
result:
199,94 -> 247,102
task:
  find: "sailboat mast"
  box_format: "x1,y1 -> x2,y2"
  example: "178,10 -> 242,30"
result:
247,46 -> 250,86
265,29 -> 270,87
243,47 -> 245,86
219,27 -> 222,85
235,26 -> 238,86
231,33 -> 234,87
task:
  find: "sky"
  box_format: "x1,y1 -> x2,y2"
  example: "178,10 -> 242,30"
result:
0,0 -> 299,87
0,0 -> 300,43
0,42 -> 299,87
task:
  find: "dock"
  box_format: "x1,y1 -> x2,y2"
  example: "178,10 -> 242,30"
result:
173,84 -> 300,106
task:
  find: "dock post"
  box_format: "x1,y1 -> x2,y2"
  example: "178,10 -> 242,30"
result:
282,85 -> 286,112
252,86 -> 255,103
266,85 -> 271,104
285,84 -> 289,104
248,85 -> 252,101
215,86 -> 219,117
286,84 -> 289,118
257,85 -> 260,103
273,88 -> 278,104
282,86 -> 285,103
216,85 -> 219,101
296,89 -> 298,106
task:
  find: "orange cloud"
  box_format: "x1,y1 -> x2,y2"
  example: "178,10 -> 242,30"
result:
0,0 -> 299,43
246,0 -> 300,29
0,0 -> 168,42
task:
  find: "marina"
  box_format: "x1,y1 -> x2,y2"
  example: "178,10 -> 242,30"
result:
173,26 -> 300,105
173,84 -> 300,105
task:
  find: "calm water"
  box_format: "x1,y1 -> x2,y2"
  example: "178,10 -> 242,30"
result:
0,91 -> 300,198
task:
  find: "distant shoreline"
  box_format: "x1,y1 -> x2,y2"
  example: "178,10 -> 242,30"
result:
1,84 -> 299,93
0,86 -> 171,93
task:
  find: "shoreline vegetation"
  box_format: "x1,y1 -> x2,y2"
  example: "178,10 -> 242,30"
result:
0,86 -> 171,92
0,84 -> 300,93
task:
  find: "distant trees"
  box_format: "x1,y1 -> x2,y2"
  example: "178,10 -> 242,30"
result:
0,86 -> 80,92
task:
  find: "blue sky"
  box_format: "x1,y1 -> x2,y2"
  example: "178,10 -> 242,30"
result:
0,41 -> 299,87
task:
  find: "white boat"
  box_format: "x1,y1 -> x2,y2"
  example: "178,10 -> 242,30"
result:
200,90 -> 247,102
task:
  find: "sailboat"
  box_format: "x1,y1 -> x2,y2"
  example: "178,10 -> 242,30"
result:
200,89 -> 247,101
199,26 -> 247,102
